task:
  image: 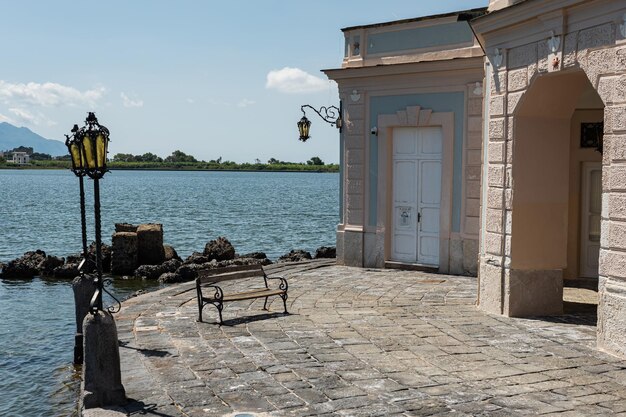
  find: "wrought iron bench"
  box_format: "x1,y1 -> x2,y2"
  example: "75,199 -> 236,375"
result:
195,264 -> 288,324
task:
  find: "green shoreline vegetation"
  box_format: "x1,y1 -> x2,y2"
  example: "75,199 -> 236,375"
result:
0,149 -> 339,173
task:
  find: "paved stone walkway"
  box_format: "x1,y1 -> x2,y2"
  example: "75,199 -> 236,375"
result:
109,261 -> 626,416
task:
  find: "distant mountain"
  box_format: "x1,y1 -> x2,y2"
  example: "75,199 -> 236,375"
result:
0,122 -> 67,156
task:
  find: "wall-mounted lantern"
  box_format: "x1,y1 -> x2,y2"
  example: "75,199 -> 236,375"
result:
297,103 -> 343,142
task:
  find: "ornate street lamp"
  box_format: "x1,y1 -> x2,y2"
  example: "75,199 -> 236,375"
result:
73,112 -> 110,313
67,113 -> 125,408
297,103 -> 343,142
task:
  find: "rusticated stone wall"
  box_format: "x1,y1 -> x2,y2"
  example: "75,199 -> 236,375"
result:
477,7 -> 626,359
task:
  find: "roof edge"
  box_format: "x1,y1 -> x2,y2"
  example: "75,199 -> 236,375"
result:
341,7 -> 488,32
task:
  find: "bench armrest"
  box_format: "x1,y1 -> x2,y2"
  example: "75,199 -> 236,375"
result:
266,276 -> 288,292
197,283 -> 224,302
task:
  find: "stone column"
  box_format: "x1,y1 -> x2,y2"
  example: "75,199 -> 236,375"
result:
81,310 -> 126,409
340,89 -> 366,267
111,232 -> 138,275
137,223 -> 165,266
597,46 -> 626,358
72,274 -> 97,364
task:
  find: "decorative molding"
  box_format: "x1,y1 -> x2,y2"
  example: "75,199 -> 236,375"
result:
350,90 -> 361,102
473,82 -> 483,97
493,48 -> 503,69
547,30 -> 560,53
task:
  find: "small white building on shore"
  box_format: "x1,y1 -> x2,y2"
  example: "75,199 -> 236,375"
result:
12,152 -> 30,164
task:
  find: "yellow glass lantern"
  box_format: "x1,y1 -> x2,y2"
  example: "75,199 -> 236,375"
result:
297,115 -> 311,142
77,112 -> 110,179
65,124 -> 85,176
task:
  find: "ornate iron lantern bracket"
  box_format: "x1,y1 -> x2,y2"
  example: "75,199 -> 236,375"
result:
298,103 -> 343,142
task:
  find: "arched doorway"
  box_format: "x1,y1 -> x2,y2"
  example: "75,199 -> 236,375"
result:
510,70 -> 604,315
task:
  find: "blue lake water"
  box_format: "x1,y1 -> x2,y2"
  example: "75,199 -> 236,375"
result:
0,169 -> 339,416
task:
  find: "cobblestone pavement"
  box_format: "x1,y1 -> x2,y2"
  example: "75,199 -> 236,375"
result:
111,261 -> 626,416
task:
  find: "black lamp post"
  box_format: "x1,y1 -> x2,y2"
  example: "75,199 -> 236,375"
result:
297,103 -> 343,142
70,112 -> 110,313
65,124 -> 89,261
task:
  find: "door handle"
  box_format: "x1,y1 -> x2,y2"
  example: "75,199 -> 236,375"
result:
417,211 -> 422,223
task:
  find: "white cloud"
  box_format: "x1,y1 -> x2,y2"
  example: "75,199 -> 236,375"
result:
0,113 -> 16,124
120,92 -> 144,108
186,98 -> 195,104
0,80 -> 105,107
8,108 -> 37,124
265,67 -> 330,94
237,98 -> 256,108
6,107 -> 57,127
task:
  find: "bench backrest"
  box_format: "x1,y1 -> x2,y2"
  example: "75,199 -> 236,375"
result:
196,264 -> 266,285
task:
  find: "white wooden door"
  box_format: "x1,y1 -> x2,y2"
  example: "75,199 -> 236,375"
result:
391,127 -> 442,265
580,162 -> 602,278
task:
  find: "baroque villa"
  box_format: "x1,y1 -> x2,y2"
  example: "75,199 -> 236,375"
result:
324,0 -> 626,358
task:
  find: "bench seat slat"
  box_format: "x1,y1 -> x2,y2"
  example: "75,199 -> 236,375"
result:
200,288 -> 283,300
197,271 -> 263,284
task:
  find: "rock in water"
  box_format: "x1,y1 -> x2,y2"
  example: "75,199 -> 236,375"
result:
176,261 -> 217,281
277,250 -> 312,263
38,255 -> 65,276
203,237 -> 235,261
1,250 -> 47,278
158,272 -> 183,283
163,244 -> 181,262
134,259 -> 181,280
88,242 -> 112,272
237,252 -> 267,260
183,252 -> 211,265
315,246 -> 336,259
53,263 -> 80,279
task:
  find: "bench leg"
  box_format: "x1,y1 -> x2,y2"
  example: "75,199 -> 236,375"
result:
263,296 -> 269,311
198,303 -> 203,323
216,303 -> 224,325
280,293 -> 288,314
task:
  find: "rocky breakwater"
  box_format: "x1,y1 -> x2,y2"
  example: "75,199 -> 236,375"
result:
0,243 -> 112,280
0,221 -> 336,284
129,236 -> 337,285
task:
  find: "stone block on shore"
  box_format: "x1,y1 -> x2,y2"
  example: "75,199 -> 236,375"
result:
137,224 -> 165,266
114,223 -> 137,233
111,232 -> 138,276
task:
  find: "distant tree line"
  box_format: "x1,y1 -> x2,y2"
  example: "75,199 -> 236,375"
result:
113,150 -> 326,167
2,147 -> 337,172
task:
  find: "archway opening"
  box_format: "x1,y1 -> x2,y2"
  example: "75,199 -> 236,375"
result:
509,69 -> 604,317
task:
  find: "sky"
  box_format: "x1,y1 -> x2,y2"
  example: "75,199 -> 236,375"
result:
0,0 -> 487,164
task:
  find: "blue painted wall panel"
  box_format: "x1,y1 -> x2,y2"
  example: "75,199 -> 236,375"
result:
369,93 -> 465,233
367,22 -> 473,55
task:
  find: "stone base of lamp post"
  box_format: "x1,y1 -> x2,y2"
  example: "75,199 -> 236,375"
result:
72,274 -> 97,364
81,310 -> 126,410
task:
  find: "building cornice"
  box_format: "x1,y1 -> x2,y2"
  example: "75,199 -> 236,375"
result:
471,0 -> 588,47
323,56 -> 485,81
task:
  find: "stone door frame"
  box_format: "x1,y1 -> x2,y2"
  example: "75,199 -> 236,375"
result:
377,106 -> 455,272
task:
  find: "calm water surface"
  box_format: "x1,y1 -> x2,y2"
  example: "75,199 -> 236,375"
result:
0,169 -> 338,416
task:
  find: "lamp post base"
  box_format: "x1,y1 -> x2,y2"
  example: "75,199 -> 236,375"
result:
81,310 -> 126,410
72,274 -> 97,365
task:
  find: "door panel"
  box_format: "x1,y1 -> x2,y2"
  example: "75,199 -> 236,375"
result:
580,162 -> 601,278
391,127 -> 442,266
